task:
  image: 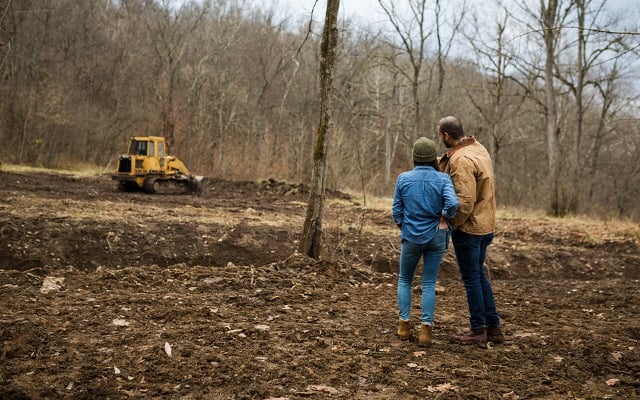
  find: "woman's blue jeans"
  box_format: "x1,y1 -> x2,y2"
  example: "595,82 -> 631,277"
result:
451,230 -> 500,330
397,230 -> 448,325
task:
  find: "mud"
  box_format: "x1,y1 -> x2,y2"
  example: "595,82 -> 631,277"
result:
0,169 -> 639,399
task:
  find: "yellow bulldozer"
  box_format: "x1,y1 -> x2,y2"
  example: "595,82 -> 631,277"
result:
111,136 -> 207,194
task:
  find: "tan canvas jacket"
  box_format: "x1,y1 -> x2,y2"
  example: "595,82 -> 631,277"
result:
438,137 -> 496,235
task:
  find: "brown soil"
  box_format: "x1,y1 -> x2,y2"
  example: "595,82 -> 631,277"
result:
1,169 -> 639,399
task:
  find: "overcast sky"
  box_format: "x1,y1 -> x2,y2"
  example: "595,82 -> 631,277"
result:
270,0 -> 639,26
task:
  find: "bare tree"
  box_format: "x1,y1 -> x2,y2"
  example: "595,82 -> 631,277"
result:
554,0 -> 629,213
465,3 -> 527,168
509,0 -> 573,216
377,0 -> 429,140
299,0 -> 340,259
383,75 -> 400,187
0,0 -> 13,71
541,0 -> 568,216
377,0 -> 466,144
586,62 -> 618,211
141,0 -> 207,148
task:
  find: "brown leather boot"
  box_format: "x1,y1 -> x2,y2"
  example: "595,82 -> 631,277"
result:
487,326 -> 504,343
451,328 -> 487,344
397,319 -> 412,340
418,324 -> 433,347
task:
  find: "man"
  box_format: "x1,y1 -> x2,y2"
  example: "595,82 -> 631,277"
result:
392,137 -> 458,346
437,116 -> 504,345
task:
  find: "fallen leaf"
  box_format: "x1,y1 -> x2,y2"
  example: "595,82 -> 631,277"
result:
427,383 -> 457,393
413,351 -> 426,357
112,318 -> 129,326
605,378 -> 619,386
164,342 -> 172,357
40,276 -> 65,294
114,366 -> 121,375
307,385 -> 338,394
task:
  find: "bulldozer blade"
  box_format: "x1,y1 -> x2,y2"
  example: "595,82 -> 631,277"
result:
188,176 -> 210,194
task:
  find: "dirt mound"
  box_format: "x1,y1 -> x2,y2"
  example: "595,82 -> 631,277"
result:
0,170 -> 638,399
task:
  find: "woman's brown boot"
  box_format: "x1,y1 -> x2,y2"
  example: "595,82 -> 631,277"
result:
397,319 -> 412,340
418,324 -> 433,347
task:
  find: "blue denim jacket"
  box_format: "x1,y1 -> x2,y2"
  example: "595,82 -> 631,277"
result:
392,166 -> 458,244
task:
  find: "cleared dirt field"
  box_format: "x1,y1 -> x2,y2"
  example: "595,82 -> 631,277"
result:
1,169 -> 639,399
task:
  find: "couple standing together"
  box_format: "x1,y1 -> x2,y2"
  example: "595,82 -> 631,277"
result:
392,115 -> 503,347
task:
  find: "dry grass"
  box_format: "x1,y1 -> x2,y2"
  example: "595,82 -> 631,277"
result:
2,163 -> 637,243
0,162 -> 104,177
498,206 -> 640,243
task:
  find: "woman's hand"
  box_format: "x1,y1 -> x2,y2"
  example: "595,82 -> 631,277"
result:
439,216 -> 449,230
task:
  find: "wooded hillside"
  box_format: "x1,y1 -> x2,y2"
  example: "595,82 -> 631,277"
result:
1,0 -> 638,219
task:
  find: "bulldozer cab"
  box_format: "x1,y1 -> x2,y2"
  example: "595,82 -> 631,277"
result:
127,137 -> 167,169
128,137 -> 166,158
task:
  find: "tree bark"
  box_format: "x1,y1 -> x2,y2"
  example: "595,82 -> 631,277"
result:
298,0 -> 340,259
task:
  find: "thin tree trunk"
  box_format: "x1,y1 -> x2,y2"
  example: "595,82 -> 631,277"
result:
298,0 -> 340,259
412,75 -> 421,139
542,0 -> 561,216
588,67 -> 616,210
384,83 -> 397,187
569,0 -> 586,214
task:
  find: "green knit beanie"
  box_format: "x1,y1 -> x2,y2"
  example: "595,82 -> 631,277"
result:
412,137 -> 437,162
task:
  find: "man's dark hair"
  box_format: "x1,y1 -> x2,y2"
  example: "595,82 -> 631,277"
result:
439,116 -> 464,139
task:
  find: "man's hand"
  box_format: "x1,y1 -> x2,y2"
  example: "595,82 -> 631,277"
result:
439,216 -> 448,230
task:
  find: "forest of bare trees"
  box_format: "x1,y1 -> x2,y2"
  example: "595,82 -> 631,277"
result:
1,0 -> 639,219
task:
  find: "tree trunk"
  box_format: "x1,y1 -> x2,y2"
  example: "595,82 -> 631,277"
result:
298,0 -> 340,259
542,0 -> 561,216
588,66 -> 617,211
568,0 -> 586,214
383,82 -> 397,187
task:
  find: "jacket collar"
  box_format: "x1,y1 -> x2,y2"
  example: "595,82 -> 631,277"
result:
414,165 -> 436,169
443,136 -> 476,159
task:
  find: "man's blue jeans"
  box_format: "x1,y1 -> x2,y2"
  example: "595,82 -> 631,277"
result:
397,230 -> 448,325
451,230 -> 500,330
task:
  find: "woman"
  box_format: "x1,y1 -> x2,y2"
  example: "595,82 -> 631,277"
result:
392,137 -> 458,346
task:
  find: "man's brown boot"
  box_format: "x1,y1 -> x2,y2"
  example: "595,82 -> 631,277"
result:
397,319 -> 412,340
451,328 -> 487,344
418,324 -> 433,347
487,326 -> 504,343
